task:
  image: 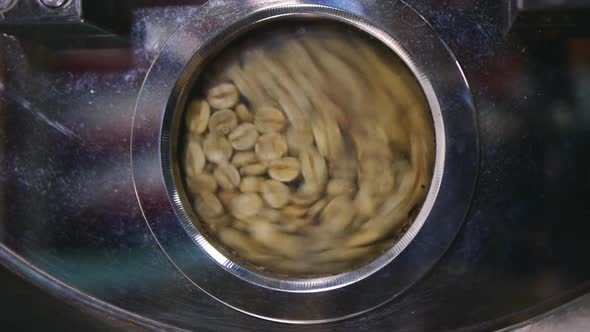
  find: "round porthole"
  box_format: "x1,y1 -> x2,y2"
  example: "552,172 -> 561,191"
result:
132,0 -> 477,323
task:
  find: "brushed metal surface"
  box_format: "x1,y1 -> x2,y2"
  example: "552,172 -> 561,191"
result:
0,0 -> 589,330
132,0 -> 476,323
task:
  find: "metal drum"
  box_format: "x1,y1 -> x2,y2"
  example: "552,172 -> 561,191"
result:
0,0 -> 589,330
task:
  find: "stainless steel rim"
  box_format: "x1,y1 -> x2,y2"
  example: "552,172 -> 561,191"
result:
168,10 -> 445,294
132,0 -> 478,323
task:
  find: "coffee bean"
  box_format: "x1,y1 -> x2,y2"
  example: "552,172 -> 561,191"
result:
268,157 -> 301,182
235,104 -> 254,123
240,163 -> 268,176
208,109 -> 238,135
254,106 -> 287,133
185,99 -> 210,134
194,191 -> 224,219
255,133 -> 287,162
203,134 -> 233,164
207,83 -> 239,109
186,173 -> 218,193
231,151 -> 257,167
229,193 -> 263,219
185,140 -> 205,177
214,163 -> 241,191
239,176 -> 263,193
228,123 -> 259,151
261,180 -> 291,208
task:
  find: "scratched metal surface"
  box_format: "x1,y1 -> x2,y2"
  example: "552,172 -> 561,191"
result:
0,0 -> 590,331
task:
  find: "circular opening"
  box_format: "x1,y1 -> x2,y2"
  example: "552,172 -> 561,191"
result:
173,20 -> 436,280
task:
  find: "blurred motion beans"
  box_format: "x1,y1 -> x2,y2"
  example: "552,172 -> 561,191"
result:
181,25 -> 434,277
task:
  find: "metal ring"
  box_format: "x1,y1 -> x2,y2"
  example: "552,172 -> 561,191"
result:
132,0 -> 478,323
171,11 -> 441,294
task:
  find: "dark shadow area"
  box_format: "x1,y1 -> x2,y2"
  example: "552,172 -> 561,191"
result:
0,265 -> 119,331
